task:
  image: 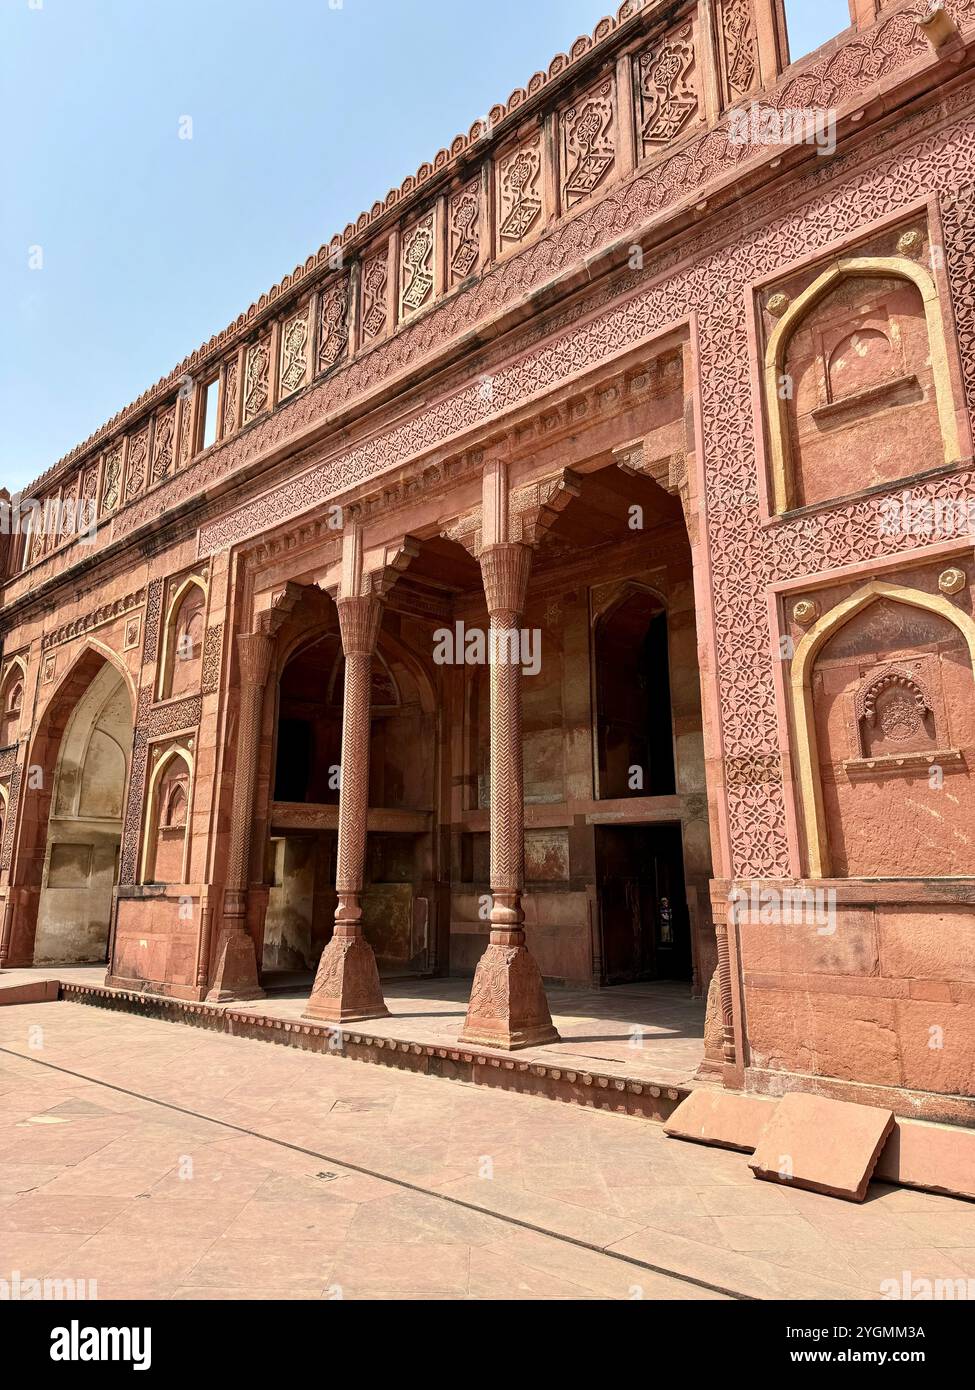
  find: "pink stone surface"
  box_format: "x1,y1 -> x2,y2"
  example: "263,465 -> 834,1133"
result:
664,1089 -> 777,1152
876,1119 -> 975,1202
749,1092 -> 895,1203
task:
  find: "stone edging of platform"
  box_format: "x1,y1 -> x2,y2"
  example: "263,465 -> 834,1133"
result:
58,981 -> 693,1121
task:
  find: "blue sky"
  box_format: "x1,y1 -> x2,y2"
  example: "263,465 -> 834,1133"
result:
1,0 -> 852,495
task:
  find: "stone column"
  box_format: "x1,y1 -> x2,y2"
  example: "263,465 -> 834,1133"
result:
304,593 -> 389,1022
206,630 -> 270,1001
460,542 -> 559,1049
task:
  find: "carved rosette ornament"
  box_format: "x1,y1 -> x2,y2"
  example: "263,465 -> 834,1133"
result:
939,567 -> 966,595
460,541 -> 559,1050
206,629 -> 271,1002
305,593 -> 389,1023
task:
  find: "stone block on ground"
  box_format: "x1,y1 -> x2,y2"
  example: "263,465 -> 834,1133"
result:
748,1091 -> 894,1202
664,1087 -> 777,1152
876,1117 -> 975,1201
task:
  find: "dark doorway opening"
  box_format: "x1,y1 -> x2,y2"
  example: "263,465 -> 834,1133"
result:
596,823 -> 690,983
595,588 -> 675,799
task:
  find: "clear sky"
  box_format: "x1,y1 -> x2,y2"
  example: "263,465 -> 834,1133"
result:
1,0 -> 852,496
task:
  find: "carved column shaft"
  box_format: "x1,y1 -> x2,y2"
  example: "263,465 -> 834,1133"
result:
225,631 -> 273,911
304,593 -> 389,1022
206,629 -> 271,1002
715,920 -> 736,1064
482,543 -> 531,940
334,596 -> 383,927
459,542 -> 558,1050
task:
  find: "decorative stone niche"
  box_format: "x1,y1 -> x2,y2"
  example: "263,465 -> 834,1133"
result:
761,222 -> 963,512
158,577 -> 207,701
0,667 -> 24,748
791,580 -> 975,878
400,212 -> 437,320
143,745 -> 193,885
633,21 -> 701,161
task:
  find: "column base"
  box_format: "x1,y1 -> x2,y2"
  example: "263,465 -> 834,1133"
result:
459,941 -> 560,1051
303,933 -> 389,1024
205,929 -> 265,1003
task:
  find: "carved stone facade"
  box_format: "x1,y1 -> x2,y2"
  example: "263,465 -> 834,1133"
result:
4,0 -> 975,1120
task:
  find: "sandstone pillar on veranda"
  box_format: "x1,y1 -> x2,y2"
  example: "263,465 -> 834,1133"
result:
304,591 -> 389,1023
206,629 -> 270,1001
459,539 -> 559,1050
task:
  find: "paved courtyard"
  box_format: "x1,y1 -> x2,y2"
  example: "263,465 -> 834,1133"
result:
0,999 -> 974,1301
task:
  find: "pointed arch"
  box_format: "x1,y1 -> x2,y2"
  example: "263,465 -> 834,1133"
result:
158,575 -> 209,700
790,580 -> 975,876
0,656 -> 27,747
765,255 -> 962,513
11,641 -> 135,966
37,639 -> 137,727
141,742 -> 195,884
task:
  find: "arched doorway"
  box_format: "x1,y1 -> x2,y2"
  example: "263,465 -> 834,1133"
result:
593,586 -> 690,984
264,622 -> 438,980
11,648 -> 133,966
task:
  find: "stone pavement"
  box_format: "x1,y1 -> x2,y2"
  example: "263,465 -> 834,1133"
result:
1,1000 -> 973,1301
0,968 -> 707,1087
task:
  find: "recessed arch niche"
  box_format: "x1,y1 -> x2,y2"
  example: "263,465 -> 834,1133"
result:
791,581 -> 975,878
765,256 -> 962,513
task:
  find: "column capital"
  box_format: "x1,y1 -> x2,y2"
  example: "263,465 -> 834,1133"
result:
236,629 -> 274,687
336,592 -> 384,657
479,542 -> 532,618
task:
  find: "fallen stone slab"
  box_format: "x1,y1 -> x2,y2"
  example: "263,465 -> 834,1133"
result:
876,1117 -> 975,1202
749,1091 -> 894,1202
663,1088 -> 777,1152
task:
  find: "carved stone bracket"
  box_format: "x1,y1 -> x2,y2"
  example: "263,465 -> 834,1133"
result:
442,467 -> 580,559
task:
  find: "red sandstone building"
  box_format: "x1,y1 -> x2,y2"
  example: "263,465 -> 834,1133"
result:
1,0 -> 973,1124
